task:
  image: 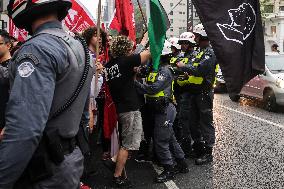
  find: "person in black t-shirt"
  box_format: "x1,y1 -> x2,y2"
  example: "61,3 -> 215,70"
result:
0,31 -> 12,141
104,35 -> 150,187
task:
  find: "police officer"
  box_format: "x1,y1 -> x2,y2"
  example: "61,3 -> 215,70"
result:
0,30 -> 11,140
0,1 -> 93,188
135,41 -> 188,183
177,24 -> 218,165
168,37 -> 181,57
171,32 -> 198,156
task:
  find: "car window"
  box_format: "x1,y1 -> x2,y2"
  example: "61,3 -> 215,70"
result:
266,56 -> 284,74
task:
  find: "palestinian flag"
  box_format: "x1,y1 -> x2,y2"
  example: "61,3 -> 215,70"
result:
148,0 -> 170,71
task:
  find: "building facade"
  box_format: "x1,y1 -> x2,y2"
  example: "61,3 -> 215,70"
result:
264,0 -> 284,52
102,0 -> 115,27
0,0 -> 9,31
160,0 -> 200,38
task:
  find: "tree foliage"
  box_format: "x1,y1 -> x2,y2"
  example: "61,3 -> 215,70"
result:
260,0 -> 273,18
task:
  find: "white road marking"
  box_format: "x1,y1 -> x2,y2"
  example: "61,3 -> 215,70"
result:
151,163 -> 180,189
217,104 -> 284,129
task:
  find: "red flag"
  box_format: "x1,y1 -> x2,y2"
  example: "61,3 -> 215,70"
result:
103,83 -> 118,139
9,19 -> 29,42
62,0 -> 96,33
109,0 -> 136,42
9,0 -> 96,41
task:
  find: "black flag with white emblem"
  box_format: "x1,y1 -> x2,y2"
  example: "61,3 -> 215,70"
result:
192,0 -> 265,94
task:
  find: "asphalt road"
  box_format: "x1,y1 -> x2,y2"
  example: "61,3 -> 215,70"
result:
85,94 -> 284,189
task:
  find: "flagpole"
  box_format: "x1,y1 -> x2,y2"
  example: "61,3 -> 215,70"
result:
137,0 -> 148,32
145,0 -> 150,25
95,0 -> 102,95
167,0 -> 183,15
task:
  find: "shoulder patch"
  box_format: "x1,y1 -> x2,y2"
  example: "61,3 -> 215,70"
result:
205,55 -> 211,60
18,62 -> 35,78
157,74 -> 165,81
15,53 -> 40,65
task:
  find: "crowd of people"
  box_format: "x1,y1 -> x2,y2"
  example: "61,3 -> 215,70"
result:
0,0 -> 218,189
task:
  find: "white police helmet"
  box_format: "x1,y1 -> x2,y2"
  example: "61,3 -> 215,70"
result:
193,24 -> 207,37
168,37 -> 181,50
178,32 -> 196,44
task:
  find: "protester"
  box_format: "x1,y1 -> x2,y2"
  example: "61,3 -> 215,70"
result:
82,26 -> 109,161
103,34 -> 150,187
0,1 -> 93,188
0,30 -> 11,141
9,36 -> 19,48
10,41 -> 22,56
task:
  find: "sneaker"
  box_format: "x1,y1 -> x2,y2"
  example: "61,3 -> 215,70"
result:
112,176 -> 133,188
103,159 -> 116,173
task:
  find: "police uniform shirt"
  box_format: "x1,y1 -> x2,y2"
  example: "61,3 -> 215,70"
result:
179,47 -> 217,85
0,59 -> 10,129
0,21 -> 75,188
135,65 -> 173,97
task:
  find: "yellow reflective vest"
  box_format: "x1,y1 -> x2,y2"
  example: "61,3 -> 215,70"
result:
145,71 -> 174,99
177,51 -> 205,86
176,51 -> 219,87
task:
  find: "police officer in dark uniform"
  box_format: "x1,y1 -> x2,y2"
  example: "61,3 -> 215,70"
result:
0,1 -> 93,188
0,30 -> 11,140
171,32 -> 198,156
177,24 -> 217,165
135,41 -> 188,183
168,37 -> 181,57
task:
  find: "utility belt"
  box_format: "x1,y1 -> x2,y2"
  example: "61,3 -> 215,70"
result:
180,86 -> 213,95
60,137 -> 77,155
22,129 -> 77,183
146,96 -> 171,103
146,97 -> 171,113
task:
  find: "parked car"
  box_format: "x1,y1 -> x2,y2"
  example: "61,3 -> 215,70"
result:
229,53 -> 284,112
214,68 -> 227,93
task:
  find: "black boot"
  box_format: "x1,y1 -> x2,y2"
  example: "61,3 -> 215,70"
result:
195,146 -> 213,165
174,159 -> 189,174
180,138 -> 192,158
155,165 -> 175,183
190,142 -> 205,159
